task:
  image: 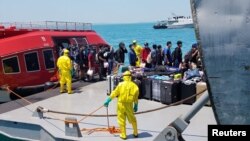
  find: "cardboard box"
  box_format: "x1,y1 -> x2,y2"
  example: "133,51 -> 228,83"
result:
196,82 -> 211,106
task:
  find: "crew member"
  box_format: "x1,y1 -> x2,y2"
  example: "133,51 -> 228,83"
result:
128,44 -> 137,67
104,71 -> 139,140
132,40 -> 142,67
114,42 -> 128,64
141,42 -> 151,63
163,41 -> 173,66
190,43 -> 199,65
151,44 -> 157,68
157,45 -> 163,65
172,40 -> 183,68
57,49 -> 73,94
98,46 -> 108,80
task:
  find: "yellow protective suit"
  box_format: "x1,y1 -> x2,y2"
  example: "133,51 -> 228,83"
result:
133,43 -> 142,67
57,49 -> 73,94
109,71 -> 139,139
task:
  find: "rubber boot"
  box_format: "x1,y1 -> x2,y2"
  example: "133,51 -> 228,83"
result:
132,122 -> 138,138
60,85 -> 65,93
119,125 -> 127,140
67,83 -> 73,94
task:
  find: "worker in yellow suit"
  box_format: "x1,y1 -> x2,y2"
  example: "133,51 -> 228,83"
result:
132,40 -> 142,67
57,49 -> 73,94
104,71 -> 139,140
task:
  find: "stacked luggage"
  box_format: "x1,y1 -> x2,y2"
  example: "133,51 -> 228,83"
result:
141,76 -> 181,104
107,74 -> 143,98
180,82 -> 196,105
107,66 -> 208,106
160,80 -> 180,104
107,75 -> 123,95
107,75 -> 115,95
141,78 -> 152,100
152,79 -> 161,101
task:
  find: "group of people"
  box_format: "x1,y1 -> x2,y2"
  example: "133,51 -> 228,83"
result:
115,40 -> 201,71
56,40 -> 201,94
56,40 -> 201,140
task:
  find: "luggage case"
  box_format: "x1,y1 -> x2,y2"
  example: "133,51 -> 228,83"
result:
114,75 -> 123,87
133,79 -> 142,99
180,82 -> 196,104
141,78 -> 152,100
107,75 -> 115,95
160,80 -> 180,104
152,79 -> 161,101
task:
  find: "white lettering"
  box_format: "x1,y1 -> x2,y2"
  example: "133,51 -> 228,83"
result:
211,129 -> 247,137
212,129 -> 219,136
233,130 -> 238,136
241,131 -> 247,136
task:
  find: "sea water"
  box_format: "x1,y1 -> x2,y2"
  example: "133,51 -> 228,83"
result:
93,23 -> 196,64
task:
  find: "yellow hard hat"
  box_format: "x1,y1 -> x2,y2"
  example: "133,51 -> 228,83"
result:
63,49 -> 69,55
123,71 -> 132,81
123,71 -> 131,77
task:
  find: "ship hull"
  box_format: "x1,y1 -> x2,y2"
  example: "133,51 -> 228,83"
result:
167,23 -> 194,29
0,89 -> 11,103
191,0 -> 250,124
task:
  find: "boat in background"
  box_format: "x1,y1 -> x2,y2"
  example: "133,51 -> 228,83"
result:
153,16 -> 194,29
0,21 -> 109,102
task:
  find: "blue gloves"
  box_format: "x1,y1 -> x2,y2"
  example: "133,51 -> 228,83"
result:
104,97 -> 112,107
133,103 -> 138,112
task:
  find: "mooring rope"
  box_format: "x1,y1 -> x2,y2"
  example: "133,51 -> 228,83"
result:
2,85 -> 207,135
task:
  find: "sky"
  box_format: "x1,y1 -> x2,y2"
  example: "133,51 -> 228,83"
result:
0,0 -> 192,24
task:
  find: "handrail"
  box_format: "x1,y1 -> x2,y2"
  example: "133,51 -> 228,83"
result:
0,21 -> 92,31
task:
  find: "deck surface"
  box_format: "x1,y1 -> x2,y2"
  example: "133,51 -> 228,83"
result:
0,81 -> 216,141
0,81 -> 92,114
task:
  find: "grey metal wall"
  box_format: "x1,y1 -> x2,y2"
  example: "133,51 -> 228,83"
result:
191,0 -> 250,124
0,120 -> 66,141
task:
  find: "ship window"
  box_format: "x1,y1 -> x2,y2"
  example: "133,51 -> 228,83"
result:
2,56 -> 20,74
43,50 -> 55,69
24,52 -> 40,72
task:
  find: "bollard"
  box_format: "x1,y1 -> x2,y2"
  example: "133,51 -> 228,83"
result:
32,106 -> 44,119
65,117 -> 82,137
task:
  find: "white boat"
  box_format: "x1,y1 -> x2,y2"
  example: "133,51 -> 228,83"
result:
153,16 -> 194,29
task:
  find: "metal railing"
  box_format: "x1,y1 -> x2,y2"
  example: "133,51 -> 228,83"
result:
0,21 -> 92,30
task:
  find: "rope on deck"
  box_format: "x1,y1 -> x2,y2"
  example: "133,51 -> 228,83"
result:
3,86 -> 119,134
47,89 -> 207,117
1,85 -> 207,135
